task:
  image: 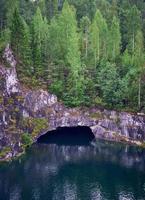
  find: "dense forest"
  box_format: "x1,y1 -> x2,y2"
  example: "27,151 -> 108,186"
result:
0,0 -> 145,111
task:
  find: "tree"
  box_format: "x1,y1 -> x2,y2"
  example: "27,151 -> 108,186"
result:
38,0 -> 46,17
111,0 -> 118,17
80,16 -> 91,60
90,18 -> 99,66
6,0 -> 19,27
59,1 -> 83,105
68,0 -> 96,20
45,0 -> 58,20
133,30 -> 145,109
122,30 -> 145,109
53,0 -> 58,16
31,7 -> 49,77
97,62 -> 122,107
41,17 -> 49,77
90,9 -> 108,65
19,19 -> 32,76
126,5 -> 141,54
48,1 -> 83,105
0,0 -> 7,30
10,8 -> 32,75
122,49 -> 134,76
19,0 -> 36,23
108,16 -> 121,60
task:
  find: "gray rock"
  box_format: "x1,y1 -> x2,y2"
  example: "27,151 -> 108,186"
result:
0,45 -> 145,160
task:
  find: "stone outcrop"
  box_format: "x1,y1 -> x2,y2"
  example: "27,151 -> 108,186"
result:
0,45 -> 145,161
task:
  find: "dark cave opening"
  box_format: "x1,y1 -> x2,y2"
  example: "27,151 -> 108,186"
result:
37,126 -> 95,146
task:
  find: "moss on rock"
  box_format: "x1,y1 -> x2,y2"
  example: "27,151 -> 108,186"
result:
0,147 -> 11,159
21,117 -> 48,139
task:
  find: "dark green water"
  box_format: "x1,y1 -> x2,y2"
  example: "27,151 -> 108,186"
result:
1,127 -> 145,200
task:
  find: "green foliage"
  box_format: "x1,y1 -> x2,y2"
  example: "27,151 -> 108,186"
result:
22,117 -> 48,138
0,147 -> 11,159
31,118 -> 48,137
21,133 -> 33,147
126,5 -> 141,54
0,29 -> 10,52
1,0 -> 145,111
80,16 -> 91,60
31,7 -> 44,77
48,1 -> 84,106
97,62 -> 123,107
68,0 -> 96,20
6,0 -> 19,27
11,8 -> 32,75
108,16 -> 121,60
90,9 -> 108,64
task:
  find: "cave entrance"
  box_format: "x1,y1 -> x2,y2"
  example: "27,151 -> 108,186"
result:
37,126 -> 95,146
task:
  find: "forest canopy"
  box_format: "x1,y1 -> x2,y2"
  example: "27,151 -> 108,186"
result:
0,0 -> 145,111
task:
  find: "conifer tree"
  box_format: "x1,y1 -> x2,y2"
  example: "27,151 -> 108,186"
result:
6,0 -> 19,27
11,8 -> 22,56
41,17 -> 49,71
53,0 -> 58,16
19,19 -> 32,75
32,7 -> 49,77
111,0 -> 118,17
11,8 -> 32,75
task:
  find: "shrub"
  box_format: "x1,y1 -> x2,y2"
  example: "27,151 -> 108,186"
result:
21,133 -> 33,146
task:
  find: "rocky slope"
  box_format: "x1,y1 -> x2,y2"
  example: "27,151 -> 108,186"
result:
0,45 -> 145,161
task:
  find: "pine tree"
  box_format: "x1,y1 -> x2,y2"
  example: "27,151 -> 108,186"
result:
31,7 -> 49,77
11,8 -> 32,75
95,0 -> 111,23
6,0 -> 19,27
11,8 -> 22,56
19,19 -> 32,76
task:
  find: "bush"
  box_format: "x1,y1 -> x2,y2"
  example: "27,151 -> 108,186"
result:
21,133 -> 33,146
0,147 -> 11,158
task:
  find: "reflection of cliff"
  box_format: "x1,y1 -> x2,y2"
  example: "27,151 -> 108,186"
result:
37,127 -> 145,171
28,142 -> 145,171
1,142 -> 145,200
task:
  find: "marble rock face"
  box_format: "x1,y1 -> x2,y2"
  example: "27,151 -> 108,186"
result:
0,45 -> 145,160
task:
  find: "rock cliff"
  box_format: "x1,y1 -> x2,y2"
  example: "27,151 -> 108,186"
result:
0,45 -> 145,161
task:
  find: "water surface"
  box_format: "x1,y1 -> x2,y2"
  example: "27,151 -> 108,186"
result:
0,127 -> 145,200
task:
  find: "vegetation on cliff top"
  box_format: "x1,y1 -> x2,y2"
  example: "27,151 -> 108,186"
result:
0,0 -> 145,111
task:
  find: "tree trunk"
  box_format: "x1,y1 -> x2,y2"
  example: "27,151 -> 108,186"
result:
85,34 -> 88,58
138,76 -> 141,110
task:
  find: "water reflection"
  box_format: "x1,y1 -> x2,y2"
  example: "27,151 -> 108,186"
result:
0,139 -> 145,199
